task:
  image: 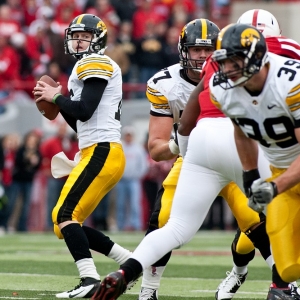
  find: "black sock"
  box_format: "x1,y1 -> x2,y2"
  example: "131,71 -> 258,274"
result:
82,225 -> 114,256
272,264 -> 289,288
152,251 -> 172,267
120,258 -> 143,283
61,223 -> 92,262
231,243 -> 255,267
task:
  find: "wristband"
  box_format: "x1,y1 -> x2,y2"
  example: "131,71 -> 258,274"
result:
52,93 -> 62,103
243,168 -> 260,197
177,133 -> 189,158
168,139 -> 180,155
270,182 -> 278,197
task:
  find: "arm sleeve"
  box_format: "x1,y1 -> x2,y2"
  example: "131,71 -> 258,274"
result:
55,77 -> 108,122
60,110 -> 77,133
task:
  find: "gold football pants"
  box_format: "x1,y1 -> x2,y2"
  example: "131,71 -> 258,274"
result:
266,165 -> 300,282
52,142 -> 125,239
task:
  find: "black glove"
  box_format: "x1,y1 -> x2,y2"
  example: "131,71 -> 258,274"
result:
243,169 -> 260,197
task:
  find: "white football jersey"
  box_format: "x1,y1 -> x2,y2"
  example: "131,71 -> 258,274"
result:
209,52 -> 300,168
146,64 -> 197,123
68,53 -> 122,149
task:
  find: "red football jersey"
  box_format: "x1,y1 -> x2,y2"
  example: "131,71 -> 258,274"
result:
266,36 -> 300,59
197,55 -> 225,122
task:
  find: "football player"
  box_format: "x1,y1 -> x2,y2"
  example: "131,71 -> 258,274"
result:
90,19 -> 289,300
137,18 -> 274,300
33,14 -> 135,298
212,9 -> 300,300
208,22 -> 300,299
138,18 -> 220,300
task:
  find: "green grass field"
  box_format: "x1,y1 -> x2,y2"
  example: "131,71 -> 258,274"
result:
0,230 -> 272,299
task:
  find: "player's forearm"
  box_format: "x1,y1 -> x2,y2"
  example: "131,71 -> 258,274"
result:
273,155 -> 300,193
148,141 -> 177,162
234,125 -> 258,170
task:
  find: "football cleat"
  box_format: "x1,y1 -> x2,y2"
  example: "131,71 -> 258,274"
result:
289,283 -> 300,299
138,287 -> 158,300
267,283 -> 295,300
91,271 -> 127,300
127,272 -> 142,290
215,270 -> 247,300
56,277 -> 100,298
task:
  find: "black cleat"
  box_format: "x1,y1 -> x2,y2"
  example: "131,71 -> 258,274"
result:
91,271 -> 127,300
267,283 -> 295,300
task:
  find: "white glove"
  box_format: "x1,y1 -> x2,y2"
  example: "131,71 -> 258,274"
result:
168,139 -> 180,155
248,178 -> 278,212
248,195 -> 265,213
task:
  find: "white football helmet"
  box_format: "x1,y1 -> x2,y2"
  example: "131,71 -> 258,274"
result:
237,9 -> 281,37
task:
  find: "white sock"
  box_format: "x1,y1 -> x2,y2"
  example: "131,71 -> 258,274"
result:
265,255 -> 274,269
107,243 -> 132,265
76,258 -> 100,280
141,266 -> 166,290
232,264 -> 248,275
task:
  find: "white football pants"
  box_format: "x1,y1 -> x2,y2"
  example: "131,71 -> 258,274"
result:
131,117 -> 271,269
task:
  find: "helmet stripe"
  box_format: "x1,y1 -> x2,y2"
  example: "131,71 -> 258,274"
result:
76,14 -> 85,24
252,9 -> 259,27
201,19 -> 207,39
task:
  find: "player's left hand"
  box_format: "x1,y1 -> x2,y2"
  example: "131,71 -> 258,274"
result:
248,178 -> 278,212
248,195 -> 264,213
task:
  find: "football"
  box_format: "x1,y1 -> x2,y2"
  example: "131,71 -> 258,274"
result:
35,75 -> 60,120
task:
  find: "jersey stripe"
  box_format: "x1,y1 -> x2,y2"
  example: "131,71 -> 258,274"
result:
210,91 -> 222,110
286,84 -> 300,111
77,56 -> 113,80
146,89 -> 169,109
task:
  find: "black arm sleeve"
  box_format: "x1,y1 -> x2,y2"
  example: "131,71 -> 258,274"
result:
55,77 -> 108,122
60,110 -> 77,133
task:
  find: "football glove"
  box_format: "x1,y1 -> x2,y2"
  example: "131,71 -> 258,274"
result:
248,178 -> 278,212
248,195 -> 265,213
243,169 -> 260,197
169,123 -> 180,155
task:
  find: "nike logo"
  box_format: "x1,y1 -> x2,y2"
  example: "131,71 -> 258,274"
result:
267,105 -> 276,109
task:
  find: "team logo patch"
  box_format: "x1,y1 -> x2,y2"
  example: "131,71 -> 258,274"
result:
240,28 -> 260,47
97,20 -> 107,33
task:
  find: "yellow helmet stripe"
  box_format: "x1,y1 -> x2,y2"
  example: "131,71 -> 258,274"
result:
216,24 -> 233,50
76,14 -> 85,24
201,19 -> 207,39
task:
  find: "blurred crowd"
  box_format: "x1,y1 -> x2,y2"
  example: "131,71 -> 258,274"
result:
0,0 -> 231,101
0,119 -> 176,234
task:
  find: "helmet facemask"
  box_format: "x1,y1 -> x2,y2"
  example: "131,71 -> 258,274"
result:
179,44 -> 213,72
178,19 -> 220,72
64,14 -> 107,59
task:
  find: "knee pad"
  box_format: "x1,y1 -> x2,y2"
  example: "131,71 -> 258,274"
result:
235,231 -> 255,255
245,220 -> 271,261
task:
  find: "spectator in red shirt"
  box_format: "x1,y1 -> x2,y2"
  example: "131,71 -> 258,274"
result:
0,4 -> 21,37
0,34 -> 21,91
131,0 -> 161,40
